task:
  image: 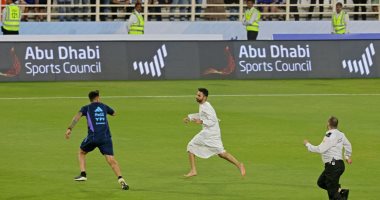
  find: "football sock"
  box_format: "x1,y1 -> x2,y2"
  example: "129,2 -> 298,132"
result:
81,171 -> 86,177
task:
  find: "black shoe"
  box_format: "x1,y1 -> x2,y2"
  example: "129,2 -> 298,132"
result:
340,189 -> 349,200
74,175 -> 87,181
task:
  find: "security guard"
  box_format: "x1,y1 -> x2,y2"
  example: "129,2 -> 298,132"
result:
127,2 -> 144,35
332,2 -> 349,34
304,116 -> 352,200
1,0 -> 21,35
242,0 -> 260,40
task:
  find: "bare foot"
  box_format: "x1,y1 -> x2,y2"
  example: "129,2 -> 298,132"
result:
239,163 -> 246,176
184,171 -> 197,178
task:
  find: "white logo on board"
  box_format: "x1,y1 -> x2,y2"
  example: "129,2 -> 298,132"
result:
342,43 -> 375,76
133,44 -> 167,77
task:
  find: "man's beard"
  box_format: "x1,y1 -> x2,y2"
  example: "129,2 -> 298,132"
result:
196,98 -> 202,103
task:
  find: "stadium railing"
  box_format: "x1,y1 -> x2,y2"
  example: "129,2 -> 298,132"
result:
0,0 -> 379,22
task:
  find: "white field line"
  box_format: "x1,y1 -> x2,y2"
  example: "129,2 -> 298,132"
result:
1,93 -> 380,100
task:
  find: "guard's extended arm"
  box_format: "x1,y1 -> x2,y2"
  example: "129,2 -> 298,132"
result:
305,136 -> 335,154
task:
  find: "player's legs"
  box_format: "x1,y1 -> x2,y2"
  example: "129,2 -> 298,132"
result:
75,137 -> 96,181
218,151 -> 246,176
79,149 -> 88,173
74,149 -> 89,181
99,139 -> 123,177
100,139 -> 129,190
184,152 -> 197,177
104,155 -> 122,177
104,155 -> 129,190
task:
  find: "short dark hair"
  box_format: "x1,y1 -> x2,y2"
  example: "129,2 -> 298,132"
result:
88,90 -> 99,102
328,116 -> 339,128
135,2 -> 142,8
247,0 -> 254,3
198,88 -> 209,97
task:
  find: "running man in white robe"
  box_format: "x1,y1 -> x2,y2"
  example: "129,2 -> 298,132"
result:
183,88 -> 246,178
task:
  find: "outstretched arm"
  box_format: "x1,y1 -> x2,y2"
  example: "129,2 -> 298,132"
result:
184,113 -> 199,124
65,112 -> 83,139
304,136 -> 334,154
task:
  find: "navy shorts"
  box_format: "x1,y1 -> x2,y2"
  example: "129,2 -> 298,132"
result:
80,136 -> 114,155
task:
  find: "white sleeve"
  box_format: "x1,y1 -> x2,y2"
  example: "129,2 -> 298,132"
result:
188,113 -> 200,120
342,134 -> 352,159
2,8 -> 6,22
306,136 -> 335,154
242,11 -> 247,25
19,6 -> 22,20
247,12 -> 257,25
127,14 -> 137,29
345,13 -> 350,33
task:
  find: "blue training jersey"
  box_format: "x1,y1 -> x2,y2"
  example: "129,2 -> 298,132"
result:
80,102 -> 115,138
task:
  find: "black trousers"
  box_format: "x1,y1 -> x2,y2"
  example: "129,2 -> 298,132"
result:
247,31 -> 258,41
290,0 -> 299,21
317,160 -> 345,200
353,0 -> 367,20
1,26 -> 19,35
308,0 -> 324,19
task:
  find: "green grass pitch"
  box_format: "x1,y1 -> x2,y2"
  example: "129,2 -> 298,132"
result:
0,79 -> 379,200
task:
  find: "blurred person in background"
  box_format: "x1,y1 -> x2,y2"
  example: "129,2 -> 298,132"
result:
272,0 -> 284,21
148,0 -> 171,21
372,0 -> 378,18
2,0 -> 21,35
224,0 -> 239,21
127,2 -> 144,34
90,0 -> 111,21
111,0 -> 132,21
243,0 -> 260,40
307,0 -> 324,20
35,0 -> 46,21
290,0 -> 299,21
169,0 -> 189,21
20,0 -> 35,21
73,0 -> 89,21
331,2 -> 349,34
204,0 -> 226,20
353,0 -> 366,20
194,0 -> 203,20
256,0 -> 272,21
256,0 -> 282,21
57,0 -> 72,21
